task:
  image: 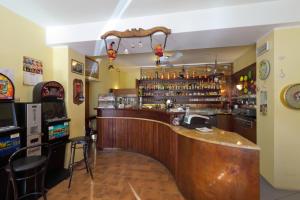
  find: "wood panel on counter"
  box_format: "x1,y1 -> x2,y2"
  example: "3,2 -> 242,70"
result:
96,108 -> 260,200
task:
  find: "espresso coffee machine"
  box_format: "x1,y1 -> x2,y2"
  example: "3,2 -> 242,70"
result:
0,73 -> 22,200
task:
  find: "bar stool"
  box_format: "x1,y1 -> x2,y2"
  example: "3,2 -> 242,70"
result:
68,136 -> 93,189
6,143 -> 51,200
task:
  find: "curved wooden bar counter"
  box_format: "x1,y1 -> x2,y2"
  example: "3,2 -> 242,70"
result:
96,108 -> 260,200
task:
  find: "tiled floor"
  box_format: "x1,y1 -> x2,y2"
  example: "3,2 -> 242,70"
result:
46,148 -> 300,200
260,177 -> 300,200
46,150 -> 184,200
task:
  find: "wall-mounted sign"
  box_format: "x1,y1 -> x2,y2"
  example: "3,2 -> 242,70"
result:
73,79 -> 84,105
85,57 -> 99,79
259,60 -> 270,80
0,73 -> 14,100
281,83 -> 300,109
260,90 -> 268,115
71,59 -> 84,75
23,56 -> 43,85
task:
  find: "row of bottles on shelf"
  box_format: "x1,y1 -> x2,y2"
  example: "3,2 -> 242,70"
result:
141,90 -> 221,97
139,81 -> 221,91
140,70 -> 223,80
141,97 -> 227,103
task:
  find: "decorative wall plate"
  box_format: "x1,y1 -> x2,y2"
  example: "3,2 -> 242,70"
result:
281,83 -> 300,109
259,60 -> 271,80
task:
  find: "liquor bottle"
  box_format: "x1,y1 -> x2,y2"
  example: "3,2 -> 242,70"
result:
155,71 -> 159,79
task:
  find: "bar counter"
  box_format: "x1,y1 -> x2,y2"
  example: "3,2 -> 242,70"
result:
95,108 -> 260,200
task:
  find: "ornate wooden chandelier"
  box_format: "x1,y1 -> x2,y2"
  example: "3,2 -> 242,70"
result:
101,26 -> 171,69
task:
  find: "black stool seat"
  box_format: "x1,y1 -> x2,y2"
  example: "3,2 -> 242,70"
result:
12,156 -> 47,172
69,136 -> 90,144
6,144 -> 51,200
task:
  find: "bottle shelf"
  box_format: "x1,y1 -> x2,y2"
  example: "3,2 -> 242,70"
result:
141,89 -> 220,92
136,72 -> 228,105
140,95 -> 221,98
138,73 -> 225,83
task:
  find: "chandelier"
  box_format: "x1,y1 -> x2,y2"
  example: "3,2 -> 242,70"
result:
101,26 -> 171,69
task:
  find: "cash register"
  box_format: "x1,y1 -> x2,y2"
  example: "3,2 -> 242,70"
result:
182,114 -> 211,129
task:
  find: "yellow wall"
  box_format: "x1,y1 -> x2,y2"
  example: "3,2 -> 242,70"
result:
0,4 -> 86,166
233,45 -> 256,73
257,27 -> 300,190
256,32 -> 275,185
119,68 -> 140,88
273,28 -> 300,189
53,47 -> 86,164
0,5 -> 53,101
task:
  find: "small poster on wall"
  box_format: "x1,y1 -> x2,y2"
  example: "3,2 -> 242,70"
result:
260,90 -> 268,115
73,79 -> 84,105
23,56 -> 43,85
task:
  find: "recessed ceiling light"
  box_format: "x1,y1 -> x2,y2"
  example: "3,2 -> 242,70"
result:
138,41 -> 143,48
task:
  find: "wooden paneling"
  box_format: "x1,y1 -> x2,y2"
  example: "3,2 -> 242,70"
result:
216,114 -> 233,131
177,134 -> 259,200
233,117 -> 257,143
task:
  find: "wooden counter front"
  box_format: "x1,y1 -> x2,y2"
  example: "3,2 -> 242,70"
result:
96,108 -> 259,200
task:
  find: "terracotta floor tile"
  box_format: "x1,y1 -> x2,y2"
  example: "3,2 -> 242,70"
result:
45,150 -> 184,200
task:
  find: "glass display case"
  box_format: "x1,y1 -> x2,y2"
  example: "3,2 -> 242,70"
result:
98,94 -> 116,108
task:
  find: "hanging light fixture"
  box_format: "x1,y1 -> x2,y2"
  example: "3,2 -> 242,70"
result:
101,27 -> 171,69
124,48 -> 129,54
103,39 -> 121,71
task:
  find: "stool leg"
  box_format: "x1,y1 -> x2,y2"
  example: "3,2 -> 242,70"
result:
83,144 -> 89,173
83,143 -> 93,180
41,165 -> 48,200
68,143 -> 76,189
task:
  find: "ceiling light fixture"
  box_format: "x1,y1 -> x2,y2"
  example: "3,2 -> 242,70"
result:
101,27 -> 171,69
138,41 -> 143,48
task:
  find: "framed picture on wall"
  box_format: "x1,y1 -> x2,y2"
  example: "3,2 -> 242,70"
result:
73,79 -> 84,105
85,57 -> 99,79
71,59 -> 84,75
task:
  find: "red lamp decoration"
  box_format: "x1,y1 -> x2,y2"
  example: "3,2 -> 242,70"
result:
107,41 -> 117,61
154,44 -> 164,65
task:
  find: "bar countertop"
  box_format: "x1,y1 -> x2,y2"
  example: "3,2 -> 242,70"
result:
95,107 -> 259,150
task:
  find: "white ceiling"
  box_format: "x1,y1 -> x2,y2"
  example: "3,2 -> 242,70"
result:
1,0 -> 299,68
0,0 -> 279,27
99,45 -> 254,68
68,23 -> 288,57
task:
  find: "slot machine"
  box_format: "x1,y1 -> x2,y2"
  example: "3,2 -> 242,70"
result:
33,81 -> 70,188
0,73 -> 22,200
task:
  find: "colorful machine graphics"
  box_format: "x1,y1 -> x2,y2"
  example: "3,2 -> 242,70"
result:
41,81 -> 64,100
0,133 -> 20,157
0,73 -> 14,100
48,122 -> 69,140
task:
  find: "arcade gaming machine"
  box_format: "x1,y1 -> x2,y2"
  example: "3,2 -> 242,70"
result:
0,73 -> 22,200
33,81 -> 70,188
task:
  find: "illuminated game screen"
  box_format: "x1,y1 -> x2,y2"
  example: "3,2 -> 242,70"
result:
48,122 -> 69,140
0,133 -> 20,157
